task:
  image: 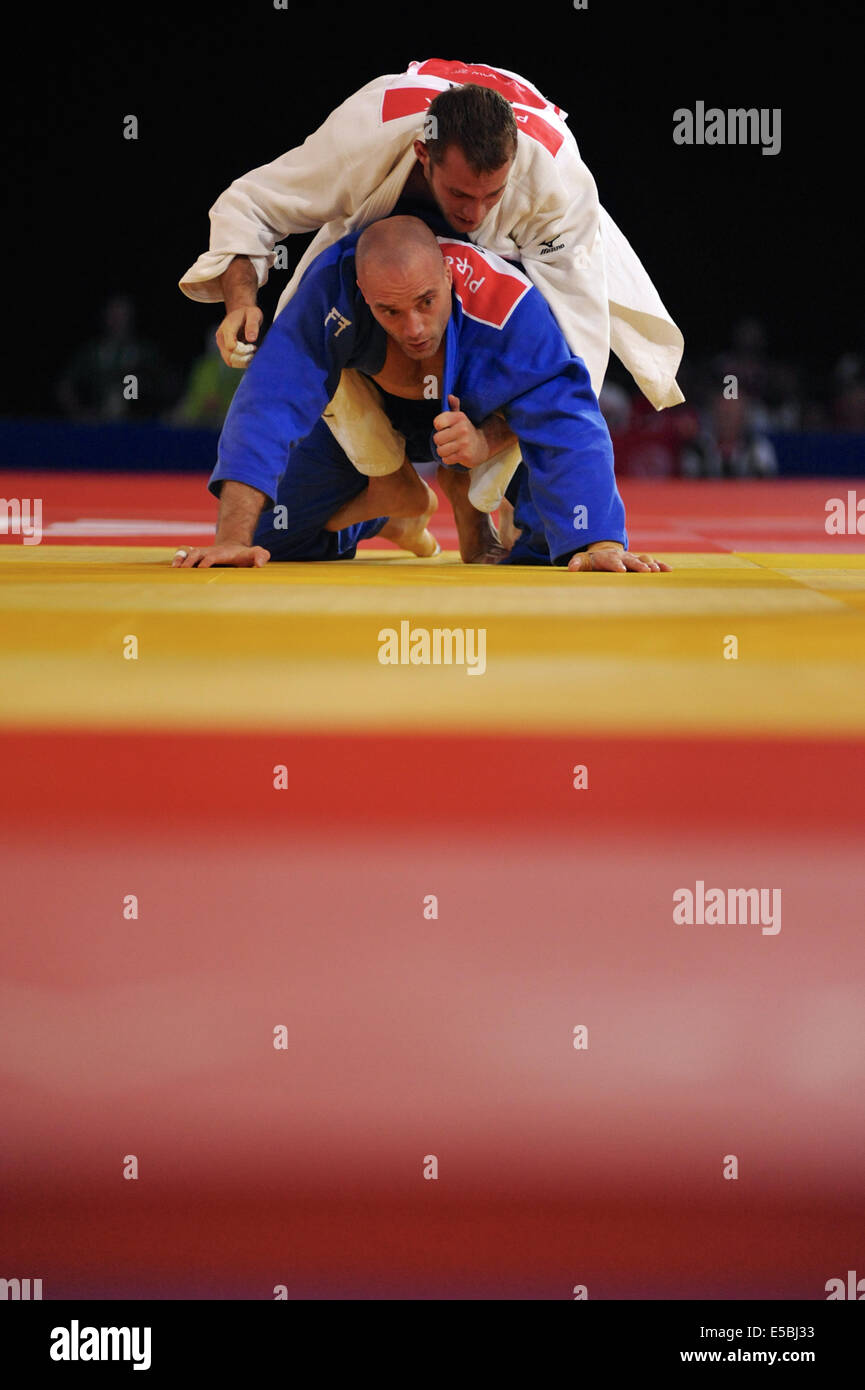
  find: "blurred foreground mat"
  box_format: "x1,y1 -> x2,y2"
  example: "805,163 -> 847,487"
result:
1,725 -> 863,1297
2,492 -> 864,1296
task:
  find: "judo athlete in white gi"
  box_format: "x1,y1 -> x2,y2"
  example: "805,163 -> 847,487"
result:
178,59 -> 684,529
171,218 -> 671,574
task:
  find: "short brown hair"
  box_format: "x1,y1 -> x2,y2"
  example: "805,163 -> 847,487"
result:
424,84 -> 518,173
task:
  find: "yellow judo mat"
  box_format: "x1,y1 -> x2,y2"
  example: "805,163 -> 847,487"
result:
2,547 -> 864,736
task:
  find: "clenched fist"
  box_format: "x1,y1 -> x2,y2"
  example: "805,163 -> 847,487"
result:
433,395 -> 489,469
216,307 -> 264,368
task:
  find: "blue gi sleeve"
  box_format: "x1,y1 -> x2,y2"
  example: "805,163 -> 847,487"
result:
208,247 -> 359,506
488,294 -> 627,564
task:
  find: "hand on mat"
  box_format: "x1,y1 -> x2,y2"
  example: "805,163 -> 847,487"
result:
171,544 -> 271,568
216,307 -> 263,368
433,395 -> 488,468
568,544 -> 672,573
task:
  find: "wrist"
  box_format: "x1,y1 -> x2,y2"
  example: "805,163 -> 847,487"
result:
214,479 -> 266,546
477,413 -> 512,465
223,290 -> 258,316
214,528 -> 253,547
220,256 -> 259,313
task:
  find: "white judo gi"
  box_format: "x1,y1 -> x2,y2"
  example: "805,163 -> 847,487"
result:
179,58 -> 685,510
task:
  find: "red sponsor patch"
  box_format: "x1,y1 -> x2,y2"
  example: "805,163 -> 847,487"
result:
415,58 -> 548,111
438,239 -> 531,330
381,86 -> 437,124
382,84 -> 565,157
512,109 -> 564,157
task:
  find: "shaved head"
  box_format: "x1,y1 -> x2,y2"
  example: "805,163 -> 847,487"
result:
356,216 -> 445,284
355,216 -> 453,361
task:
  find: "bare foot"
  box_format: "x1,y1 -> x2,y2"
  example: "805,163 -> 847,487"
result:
380,479 -> 441,557
437,465 -> 510,564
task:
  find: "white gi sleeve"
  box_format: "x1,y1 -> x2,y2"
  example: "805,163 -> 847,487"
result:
178,75 -> 407,303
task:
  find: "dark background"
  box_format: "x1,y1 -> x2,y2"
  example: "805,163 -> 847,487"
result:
7,0 -> 862,415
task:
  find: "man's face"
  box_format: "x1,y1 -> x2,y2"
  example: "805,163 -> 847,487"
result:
359,253 -> 453,360
414,140 -> 512,235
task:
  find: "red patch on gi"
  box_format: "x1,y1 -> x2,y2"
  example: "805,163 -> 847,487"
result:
382,81 -> 565,157
438,240 -> 531,329
511,108 -> 564,157
381,87 -> 437,123
414,59 -> 548,111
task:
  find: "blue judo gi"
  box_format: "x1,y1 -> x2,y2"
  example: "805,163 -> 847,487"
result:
209,229 -> 628,565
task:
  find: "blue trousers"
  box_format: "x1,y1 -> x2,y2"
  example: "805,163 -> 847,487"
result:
250,420 -> 563,566
252,418 -> 388,561
498,462 -> 561,566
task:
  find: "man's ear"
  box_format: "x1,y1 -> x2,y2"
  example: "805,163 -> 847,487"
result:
413,138 -> 429,167
442,259 -> 453,289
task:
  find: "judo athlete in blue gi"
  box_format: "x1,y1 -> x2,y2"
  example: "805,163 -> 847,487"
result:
171,217 -> 671,574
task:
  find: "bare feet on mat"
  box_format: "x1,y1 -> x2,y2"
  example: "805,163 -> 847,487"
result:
380,479 -> 441,557
436,464 -> 511,564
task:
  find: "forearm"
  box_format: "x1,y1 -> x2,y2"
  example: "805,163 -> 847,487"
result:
219,256 -> 259,314
478,411 -> 517,461
214,479 -> 269,545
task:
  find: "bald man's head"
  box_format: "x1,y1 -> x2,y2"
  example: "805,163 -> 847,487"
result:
355,217 -> 453,361
356,217 -> 443,283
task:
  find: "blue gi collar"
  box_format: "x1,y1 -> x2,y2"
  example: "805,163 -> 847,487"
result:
440,295 -> 461,408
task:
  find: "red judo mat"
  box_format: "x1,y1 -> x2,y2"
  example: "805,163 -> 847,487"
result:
2,729 -> 864,1299
2,470 -> 863,553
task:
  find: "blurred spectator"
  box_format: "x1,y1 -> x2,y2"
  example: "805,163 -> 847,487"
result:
832,373 -> 865,430
710,315 -> 801,428
601,307 -> 855,479
798,395 -> 830,430
610,394 -> 703,479
171,326 -> 242,429
713,316 -> 771,402
598,380 -> 632,433
57,294 -> 178,421
831,326 -> 865,429
681,393 -> 777,478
